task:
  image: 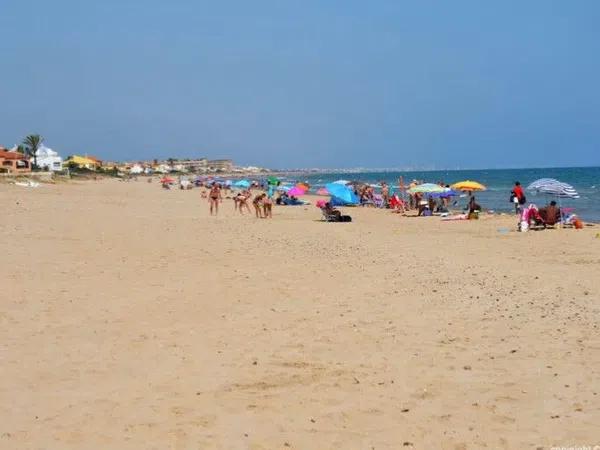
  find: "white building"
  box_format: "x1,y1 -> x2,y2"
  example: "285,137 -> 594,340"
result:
35,144 -> 63,171
130,164 -> 144,174
154,164 -> 171,174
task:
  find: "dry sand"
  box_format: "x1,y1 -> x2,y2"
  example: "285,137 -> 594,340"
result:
1,179 -> 599,449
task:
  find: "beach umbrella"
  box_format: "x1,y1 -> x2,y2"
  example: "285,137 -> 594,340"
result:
527,178 -> 579,198
287,186 -> 306,196
451,180 -> 487,192
233,179 -> 250,188
267,176 -> 279,185
316,188 -> 329,196
296,182 -> 310,191
325,183 -> 359,204
451,180 -> 486,191
408,183 -> 445,194
527,178 -> 579,227
429,189 -> 459,198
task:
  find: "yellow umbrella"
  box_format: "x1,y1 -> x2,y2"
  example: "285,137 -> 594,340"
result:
451,180 -> 486,191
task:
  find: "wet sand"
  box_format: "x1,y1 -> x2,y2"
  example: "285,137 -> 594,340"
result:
2,179 -> 599,449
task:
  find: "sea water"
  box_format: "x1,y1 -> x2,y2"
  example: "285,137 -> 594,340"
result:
298,166 -> 600,222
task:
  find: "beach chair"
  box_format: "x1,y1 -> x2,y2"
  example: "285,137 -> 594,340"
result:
360,197 -> 375,207
320,207 -> 352,222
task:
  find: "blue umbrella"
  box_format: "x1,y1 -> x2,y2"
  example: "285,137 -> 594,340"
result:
429,189 -> 459,198
326,183 -> 359,205
233,179 -> 250,188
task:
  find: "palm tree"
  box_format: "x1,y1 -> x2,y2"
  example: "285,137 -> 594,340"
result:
22,134 -> 44,170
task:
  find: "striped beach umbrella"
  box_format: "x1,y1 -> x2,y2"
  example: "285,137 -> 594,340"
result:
527,179 -> 579,198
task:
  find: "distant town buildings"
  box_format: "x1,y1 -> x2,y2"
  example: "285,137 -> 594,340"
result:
108,158 -> 264,175
0,140 -> 270,176
207,159 -> 233,172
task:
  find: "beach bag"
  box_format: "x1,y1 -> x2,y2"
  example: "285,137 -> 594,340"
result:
519,195 -> 527,205
573,218 -> 583,229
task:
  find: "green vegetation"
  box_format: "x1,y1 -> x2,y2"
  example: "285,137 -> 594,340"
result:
22,134 -> 44,170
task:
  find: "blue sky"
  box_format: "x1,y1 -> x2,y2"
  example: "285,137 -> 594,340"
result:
1,0 -> 599,168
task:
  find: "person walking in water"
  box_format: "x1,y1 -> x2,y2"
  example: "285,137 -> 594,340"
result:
208,182 -> 222,215
511,181 -> 526,215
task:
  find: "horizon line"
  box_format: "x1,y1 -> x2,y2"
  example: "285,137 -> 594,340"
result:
273,164 -> 600,173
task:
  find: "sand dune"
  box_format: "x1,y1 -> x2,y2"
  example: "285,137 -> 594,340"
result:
1,179 -> 599,449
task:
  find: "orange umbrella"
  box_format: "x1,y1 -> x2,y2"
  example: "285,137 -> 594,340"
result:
296,182 -> 310,191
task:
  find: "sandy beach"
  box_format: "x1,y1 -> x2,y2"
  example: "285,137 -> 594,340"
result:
1,179 -> 599,449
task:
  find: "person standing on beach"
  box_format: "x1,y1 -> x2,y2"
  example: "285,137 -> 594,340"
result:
208,183 -> 222,215
511,181 -> 526,215
253,193 -> 266,218
263,195 -> 273,218
381,182 -> 390,208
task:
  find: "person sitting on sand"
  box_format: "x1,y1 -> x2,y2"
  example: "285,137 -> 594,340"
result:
389,194 -> 406,214
467,196 -> 481,219
323,202 -> 342,220
539,200 -> 561,226
276,192 -> 288,205
428,196 -> 436,213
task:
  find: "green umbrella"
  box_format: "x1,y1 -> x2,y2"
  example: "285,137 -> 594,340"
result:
407,183 -> 445,194
267,176 -> 279,185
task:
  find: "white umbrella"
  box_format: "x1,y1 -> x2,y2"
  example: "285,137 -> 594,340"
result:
527,178 -> 579,198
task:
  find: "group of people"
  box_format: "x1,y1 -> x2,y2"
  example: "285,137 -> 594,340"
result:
205,183 -> 273,218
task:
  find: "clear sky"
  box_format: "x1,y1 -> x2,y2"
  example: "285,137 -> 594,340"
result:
2,0 -> 599,169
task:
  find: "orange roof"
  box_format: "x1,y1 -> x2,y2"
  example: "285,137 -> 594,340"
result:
86,155 -> 102,163
0,150 -> 28,160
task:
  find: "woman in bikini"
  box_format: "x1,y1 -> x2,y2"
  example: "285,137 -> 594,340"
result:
262,194 -> 273,218
237,190 -> 251,215
253,193 -> 265,218
208,183 -> 222,215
